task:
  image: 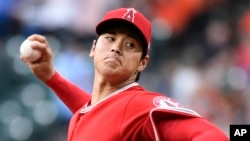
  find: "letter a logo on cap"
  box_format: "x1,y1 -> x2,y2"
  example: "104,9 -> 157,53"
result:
122,8 -> 137,22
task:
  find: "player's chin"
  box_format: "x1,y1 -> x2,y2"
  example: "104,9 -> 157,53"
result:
102,66 -> 125,76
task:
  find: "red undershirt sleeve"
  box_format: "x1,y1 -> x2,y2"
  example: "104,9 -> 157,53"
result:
45,71 -> 91,114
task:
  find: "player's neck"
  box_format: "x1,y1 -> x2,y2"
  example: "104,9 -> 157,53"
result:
91,76 -> 135,105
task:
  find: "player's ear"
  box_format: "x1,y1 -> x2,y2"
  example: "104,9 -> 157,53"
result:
138,55 -> 149,72
89,40 -> 96,57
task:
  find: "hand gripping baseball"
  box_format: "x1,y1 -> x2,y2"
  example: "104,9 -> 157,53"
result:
19,34 -> 55,82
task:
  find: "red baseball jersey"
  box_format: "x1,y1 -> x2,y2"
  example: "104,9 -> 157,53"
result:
47,72 -> 229,141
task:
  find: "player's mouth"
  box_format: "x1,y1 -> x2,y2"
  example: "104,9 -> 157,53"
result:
104,56 -> 122,66
105,57 -> 121,64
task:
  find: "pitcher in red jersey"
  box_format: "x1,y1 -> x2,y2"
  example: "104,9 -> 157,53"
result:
20,7 -> 229,141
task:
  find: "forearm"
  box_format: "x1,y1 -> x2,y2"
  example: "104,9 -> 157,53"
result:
46,71 -> 91,113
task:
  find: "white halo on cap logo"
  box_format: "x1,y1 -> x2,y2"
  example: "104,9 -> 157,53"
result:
122,8 -> 137,22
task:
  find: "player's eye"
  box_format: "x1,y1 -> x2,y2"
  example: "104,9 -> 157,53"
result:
125,42 -> 135,48
106,36 -> 115,41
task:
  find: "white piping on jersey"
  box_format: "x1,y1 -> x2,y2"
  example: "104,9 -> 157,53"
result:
149,107 -> 201,141
80,82 -> 139,113
149,109 -> 161,141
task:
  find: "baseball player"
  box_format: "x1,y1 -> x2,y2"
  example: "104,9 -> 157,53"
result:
21,8 -> 229,141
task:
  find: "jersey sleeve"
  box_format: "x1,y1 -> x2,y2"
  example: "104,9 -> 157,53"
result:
156,115 -> 229,141
144,94 -> 229,141
45,71 -> 91,113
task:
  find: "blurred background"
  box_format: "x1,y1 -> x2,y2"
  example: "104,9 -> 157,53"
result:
0,0 -> 250,140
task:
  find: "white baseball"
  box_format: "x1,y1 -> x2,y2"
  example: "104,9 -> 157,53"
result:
20,39 -> 42,62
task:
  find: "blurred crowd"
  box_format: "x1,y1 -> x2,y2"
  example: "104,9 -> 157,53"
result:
0,0 -> 250,140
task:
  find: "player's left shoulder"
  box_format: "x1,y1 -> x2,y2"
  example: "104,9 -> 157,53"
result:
151,94 -> 201,117
130,91 -> 201,117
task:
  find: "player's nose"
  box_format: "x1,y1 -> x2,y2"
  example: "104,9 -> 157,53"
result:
110,43 -> 122,55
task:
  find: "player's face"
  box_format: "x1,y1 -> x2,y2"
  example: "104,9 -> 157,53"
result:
89,24 -> 149,83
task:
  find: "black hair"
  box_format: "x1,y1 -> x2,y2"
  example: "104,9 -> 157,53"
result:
135,50 -> 147,82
